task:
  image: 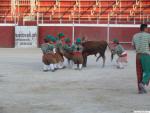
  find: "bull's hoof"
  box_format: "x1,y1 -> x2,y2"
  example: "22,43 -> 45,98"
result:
83,65 -> 86,67
102,65 -> 105,68
43,70 -> 48,72
51,70 -> 55,72
62,66 -> 66,69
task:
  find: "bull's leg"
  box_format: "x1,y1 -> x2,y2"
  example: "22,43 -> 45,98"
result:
96,54 -> 101,62
102,55 -> 106,67
83,55 -> 87,67
68,59 -> 70,65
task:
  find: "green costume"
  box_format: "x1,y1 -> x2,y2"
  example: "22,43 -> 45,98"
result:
63,38 -> 72,52
113,38 -> 119,43
113,44 -> 125,56
41,35 -> 55,54
112,38 -> 125,56
140,54 -> 150,85
72,38 -> 83,64
72,38 -> 83,52
41,37 -> 57,65
58,33 -> 65,38
41,43 -> 54,54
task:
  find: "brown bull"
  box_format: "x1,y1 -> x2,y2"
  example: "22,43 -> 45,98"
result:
82,41 -> 108,67
60,40 -> 112,67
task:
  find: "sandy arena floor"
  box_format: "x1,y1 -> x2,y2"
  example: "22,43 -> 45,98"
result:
0,48 -> 150,113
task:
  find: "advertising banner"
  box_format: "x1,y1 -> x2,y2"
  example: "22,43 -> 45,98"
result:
15,26 -> 38,48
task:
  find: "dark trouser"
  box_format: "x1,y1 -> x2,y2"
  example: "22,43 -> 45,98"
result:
42,53 -> 57,65
55,52 -> 64,63
136,53 -> 143,92
73,52 -> 83,64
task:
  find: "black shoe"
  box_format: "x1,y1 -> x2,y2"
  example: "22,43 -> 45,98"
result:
139,83 -> 147,94
54,68 -> 58,71
75,68 -> 79,70
51,70 -> 55,72
139,90 -> 147,94
62,66 -> 66,69
43,70 -> 48,72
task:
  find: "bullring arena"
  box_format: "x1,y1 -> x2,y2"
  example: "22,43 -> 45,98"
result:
0,0 -> 150,113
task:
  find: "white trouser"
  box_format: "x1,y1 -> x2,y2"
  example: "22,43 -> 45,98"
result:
117,62 -> 124,69
56,62 -> 64,69
79,64 -> 82,70
72,63 -> 77,69
49,64 -> 55,71
54,64 -> 58,69
68,60 -> 74,68
43,64 -> 49,71
72,63 -> 82,70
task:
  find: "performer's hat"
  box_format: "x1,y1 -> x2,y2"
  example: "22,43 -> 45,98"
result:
46,35 -> 56,42
113,38 -> 119,43
46,35 -> 53,40
58,33 -> 65,38
76,38 -> 81,43
51,37 -> 57,42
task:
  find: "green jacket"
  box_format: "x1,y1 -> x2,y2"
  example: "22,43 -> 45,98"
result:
72,44 -> 83,53
63,44 -> 72,52
113,44 -> 125,56
41,43 -> 54,54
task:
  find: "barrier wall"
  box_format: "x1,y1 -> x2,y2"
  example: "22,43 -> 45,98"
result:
0,26 -> 14,48
109,27 -> 139,49
38,26 -> 72,45
74,27 -> 107,41
0,24 -> 147,49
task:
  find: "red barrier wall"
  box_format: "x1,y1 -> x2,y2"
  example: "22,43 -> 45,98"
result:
109,27 -> 139,42
109,27 -> 140,49
0,26 -> 14,47
0,25 -> 147,49
38,26 -> 139,49
74,27 -> 107,41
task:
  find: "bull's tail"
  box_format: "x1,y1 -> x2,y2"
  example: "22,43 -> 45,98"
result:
95,42 -> 114,62
107,43 -> 114,61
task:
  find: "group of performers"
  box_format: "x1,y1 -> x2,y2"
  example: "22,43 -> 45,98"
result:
40,24 -> 150,94
40,33 -> 84,72
41,32 -> 128,71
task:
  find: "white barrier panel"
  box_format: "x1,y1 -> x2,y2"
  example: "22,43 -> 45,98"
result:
15,26 -> 38,48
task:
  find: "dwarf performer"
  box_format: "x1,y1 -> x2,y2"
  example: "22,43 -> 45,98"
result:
51,36 -> 66,69
40,35 -> 57,72
56,32 -> 66,68
72,38 -> 83,70
63,38 -> 74,67
111,38 -> 128,69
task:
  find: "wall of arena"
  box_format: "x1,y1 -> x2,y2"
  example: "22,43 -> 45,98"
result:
0,24 -> 147,49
